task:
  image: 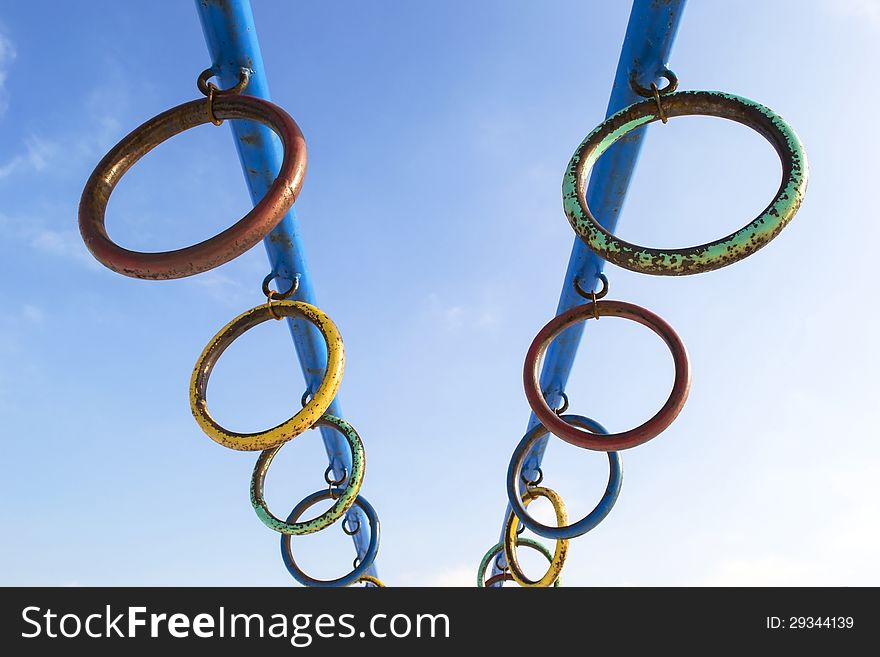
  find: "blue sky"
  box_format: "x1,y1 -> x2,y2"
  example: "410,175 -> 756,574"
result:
1,0 -> 878,586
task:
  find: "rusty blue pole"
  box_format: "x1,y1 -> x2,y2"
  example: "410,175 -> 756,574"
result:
491,0 -> 688,583
194,0 -> 377,580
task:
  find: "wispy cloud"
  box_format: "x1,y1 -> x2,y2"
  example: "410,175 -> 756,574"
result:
0,60 -> 134,179
0,31 -> 14,117
31,228 -> 101,270
22,304 -> 44,324
824,0 -> 880,27
0,135 -> 57,178
187,270 -> 253,307
0,210 -> 104,271
423,293 -> 501,334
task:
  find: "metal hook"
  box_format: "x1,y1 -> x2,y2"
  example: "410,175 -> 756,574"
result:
264,272 -> 299,321
629,66 -> 678,98
325,465 -> 347,499
629,67 -> 677,124
197,67 -> 251,127
574,272 -> 608,302
342,516 -> 361,536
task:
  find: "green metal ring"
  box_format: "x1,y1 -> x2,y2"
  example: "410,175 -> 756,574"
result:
477,538 -> 561,588
563,90 -> 809,275
250,414 -> 365,535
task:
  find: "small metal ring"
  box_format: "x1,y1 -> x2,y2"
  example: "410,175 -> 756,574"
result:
262,272 -> 299,301
206,84 -> 222,126
524,300 -> 690,451
502,487 -> 569,587
573,272 -> 608,302
522,467 -> 543,488
630,67 -> 678,98
197,67 -> 251,97
353,556 -> 360,570
324,465 -> 347,487
342,515 -> 361,536
190,301 -> 344,451
266,298 -> 283,321
651,83 -> 668,124
477,539 -> 561,588
281,491 -> 381,587
251,415 -> 364,535
553,392 -> 570,416
507,415 -> 623,540
494,553 -> 509,573
301,389 -> 313,409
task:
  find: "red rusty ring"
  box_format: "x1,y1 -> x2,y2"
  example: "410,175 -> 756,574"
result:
484,573 -> 515,587
523,299 -> 691,451
78,95 -> 307,280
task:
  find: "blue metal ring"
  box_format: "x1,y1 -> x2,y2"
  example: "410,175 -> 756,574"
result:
506,414 -> 622,540
280,491 -> 380,587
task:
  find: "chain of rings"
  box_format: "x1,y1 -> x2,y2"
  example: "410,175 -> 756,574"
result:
79,67 -> 382,587
479,68 -> 808,586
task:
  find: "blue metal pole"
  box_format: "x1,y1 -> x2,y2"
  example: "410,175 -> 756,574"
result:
491,0 -> 687,582
194,0 -> 377,579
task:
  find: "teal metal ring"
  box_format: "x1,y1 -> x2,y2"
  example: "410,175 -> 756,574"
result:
477,538 -> 561,588
251,414 -> 365,535
563,90 -> 808,275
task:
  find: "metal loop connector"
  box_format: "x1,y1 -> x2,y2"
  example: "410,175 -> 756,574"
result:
574,272 -> 608,302
262,271 -> 300,300
198,67 -> 251,127
326,465 -> 347,500
325,464 -> 347,487
651,83 -> 668,124
630,68 -> 677,125
342,516 -> 361,536
197,67 -> 252,97
523,467 -> 544,488
629,67 -> 678,98
553,392 -> 570,416
264,273 -> 300,321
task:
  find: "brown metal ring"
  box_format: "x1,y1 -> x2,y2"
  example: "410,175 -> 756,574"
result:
79,95 -> 307,279
524,299 -> 690,451
484,573 -> 515,587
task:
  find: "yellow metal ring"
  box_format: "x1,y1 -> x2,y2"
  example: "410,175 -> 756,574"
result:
190,301 -> 344,451
352,575 -> 386,587
502,486 -> 569,587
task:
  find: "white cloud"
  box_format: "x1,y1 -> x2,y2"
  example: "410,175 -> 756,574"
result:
423,293 -> 502,334
0,60 -> 134,179
31,228 -> 101,270
0,135 -> 58,178
0,31 -> 14,117
824,0 -> 880,27
188,270 -> 252,307
22,304 -> 44,324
